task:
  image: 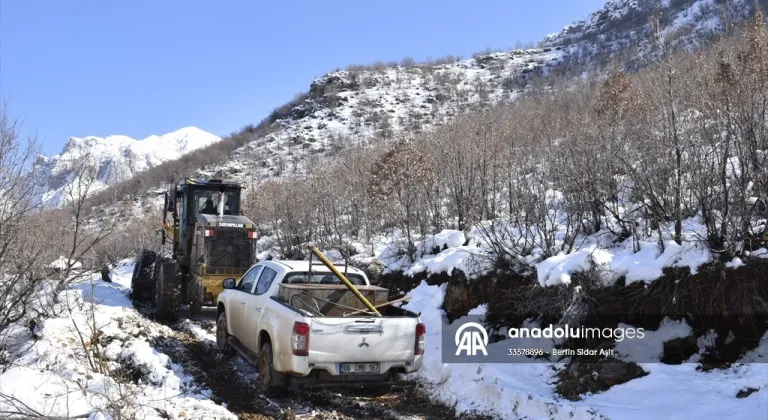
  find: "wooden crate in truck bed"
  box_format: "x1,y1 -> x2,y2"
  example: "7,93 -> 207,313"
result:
278,283 -> 389,316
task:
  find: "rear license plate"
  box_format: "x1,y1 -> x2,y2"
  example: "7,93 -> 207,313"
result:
339,362 -> 380,374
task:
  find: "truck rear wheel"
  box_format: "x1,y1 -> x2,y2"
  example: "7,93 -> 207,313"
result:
154,260 -> 181,322
258,341 -> 290,396
189,275 -> 204,315
130,249 -> 156,301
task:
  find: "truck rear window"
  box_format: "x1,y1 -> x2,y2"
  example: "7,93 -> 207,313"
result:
283,272 -> 366,286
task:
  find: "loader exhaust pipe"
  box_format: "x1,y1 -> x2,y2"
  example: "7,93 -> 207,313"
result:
218,192 -> 225,218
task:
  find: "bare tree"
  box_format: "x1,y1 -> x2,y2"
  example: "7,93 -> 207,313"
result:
0,103 -> 46,336
368,139 -> 435,251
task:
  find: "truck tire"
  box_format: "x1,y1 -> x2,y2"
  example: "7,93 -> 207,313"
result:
154,260 -> 181,322
189,275 -> 204,315
258,341 -> 290,396
130,249 -> 156,301
215,312 -> 236,357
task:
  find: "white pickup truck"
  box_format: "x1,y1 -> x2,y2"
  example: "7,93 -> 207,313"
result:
215,260 -> 425,394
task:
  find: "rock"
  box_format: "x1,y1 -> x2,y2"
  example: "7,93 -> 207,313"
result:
597,358 -> 645,386
736,387 -> 758,398
100,267 -> 112,283
280,407 -> 297,419
662,335 -> 698,364
364,261 -> 385,285
441,273 -> 496,321
557,357 -> 648,401
474,56 -> 496,68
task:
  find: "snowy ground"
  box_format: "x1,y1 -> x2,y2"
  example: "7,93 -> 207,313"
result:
0,261 -> 482,420
401,281 -> 768,420
2,248 -> 766,419
0,261 -> 235,420
349,219 -> 768,419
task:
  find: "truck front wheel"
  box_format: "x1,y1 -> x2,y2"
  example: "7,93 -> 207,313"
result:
215,312 -> 236,357
258,341 -> 290,396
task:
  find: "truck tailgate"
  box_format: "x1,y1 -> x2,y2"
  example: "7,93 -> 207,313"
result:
308,317 -> 417,363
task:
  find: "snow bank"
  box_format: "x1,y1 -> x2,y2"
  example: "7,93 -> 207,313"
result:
379,218 -> 716,288
613,318 -> 693,362
180,319 -> 216,343
402,282 -> 595,418
50,256 -> 83,271
119,340 -> 179,387
536,246 -> 612,286
378,229 -> 492,278
0,261 -> 235,419
401,278 -> 768,419
726,257 -> 745,268
534,217 -> 712,287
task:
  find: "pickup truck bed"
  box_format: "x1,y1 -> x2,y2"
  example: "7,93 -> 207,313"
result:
278,282 -> 389,316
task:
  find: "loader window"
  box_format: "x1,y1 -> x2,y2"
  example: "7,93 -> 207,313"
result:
191,189 -> 240,216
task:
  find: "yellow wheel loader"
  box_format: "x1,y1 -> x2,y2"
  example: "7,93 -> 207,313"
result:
131,178 -> 259,321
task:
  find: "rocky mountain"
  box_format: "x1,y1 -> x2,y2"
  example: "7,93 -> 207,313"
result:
207,47 -> 566,185
542,0 -> 767,67
207,1 -> 766,187
33,126 -> 221,208
82,0 -> 767,213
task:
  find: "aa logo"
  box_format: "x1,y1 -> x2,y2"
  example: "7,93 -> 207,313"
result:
454,322 -> 489,356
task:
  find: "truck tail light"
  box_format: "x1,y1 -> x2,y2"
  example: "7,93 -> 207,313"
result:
204,229 -> 215,237
415,323 -> 426,356
292,322 -> 310,356
248,230 -> 257,239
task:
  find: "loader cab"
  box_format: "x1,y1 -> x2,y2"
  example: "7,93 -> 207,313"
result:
138,177 -> 257,320
180,179 -> 242,223
167,179 -> 247,267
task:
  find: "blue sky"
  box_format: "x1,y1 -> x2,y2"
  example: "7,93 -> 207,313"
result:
1,0 -> 606,155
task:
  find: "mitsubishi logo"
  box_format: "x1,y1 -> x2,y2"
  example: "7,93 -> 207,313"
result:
359,337 -> 370,348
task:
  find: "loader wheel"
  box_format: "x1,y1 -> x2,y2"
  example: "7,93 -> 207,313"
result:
154,260 -> 181,322
189,275 -> 204,315
130,249 -> 156,302
258,341 -> 290,396
216,312 -> 236,357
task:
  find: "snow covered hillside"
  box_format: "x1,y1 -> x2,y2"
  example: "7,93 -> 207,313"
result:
83,1 -> 768,212
33,126 -> 221,208
209,48 -> 564,184
543,0 -> 767,66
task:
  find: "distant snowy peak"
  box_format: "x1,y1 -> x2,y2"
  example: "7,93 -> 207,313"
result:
62,126 -> 218,160
34,126 -> 221,208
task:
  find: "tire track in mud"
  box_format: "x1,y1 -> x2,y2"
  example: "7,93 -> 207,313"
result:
140,306 -> 496,419
156,330 -> 280,419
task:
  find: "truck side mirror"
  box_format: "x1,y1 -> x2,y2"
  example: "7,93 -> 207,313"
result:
222,278 -> 236,289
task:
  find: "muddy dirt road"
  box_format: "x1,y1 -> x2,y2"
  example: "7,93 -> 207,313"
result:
143,305 -> 496,420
